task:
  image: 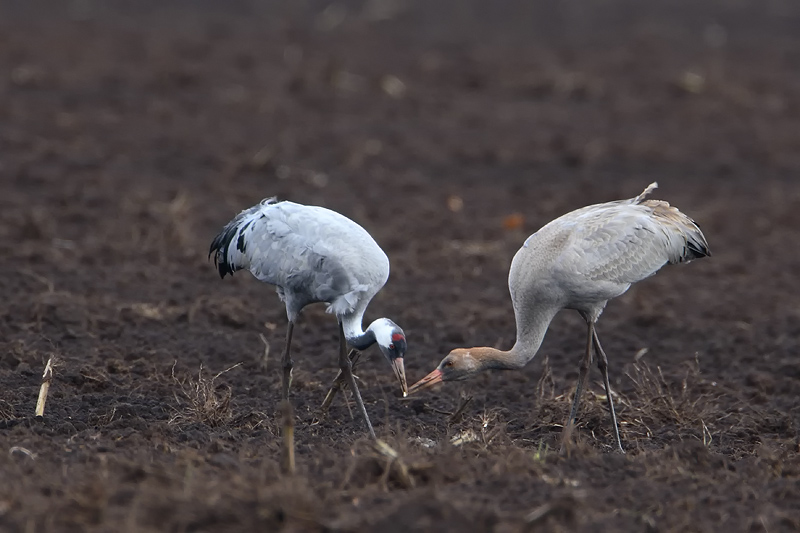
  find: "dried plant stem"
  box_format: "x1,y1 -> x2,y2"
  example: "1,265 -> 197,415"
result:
258,333 -> 270,370
448,394 -> 473,425
35,356 -> 55,417
373,439 -> 414,489
280,400 -> 296,475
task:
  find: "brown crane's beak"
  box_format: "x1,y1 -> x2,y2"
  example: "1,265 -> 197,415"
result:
407,368 -> 443,395
392,357 -> 408,397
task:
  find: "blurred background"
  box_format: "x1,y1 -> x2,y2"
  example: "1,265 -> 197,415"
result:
1,1 -> 799,531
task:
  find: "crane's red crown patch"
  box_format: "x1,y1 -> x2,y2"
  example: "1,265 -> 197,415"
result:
391,333 -> 405,342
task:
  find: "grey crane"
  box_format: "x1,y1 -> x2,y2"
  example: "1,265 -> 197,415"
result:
209,198 -> 408,438
408,183 -> 710,452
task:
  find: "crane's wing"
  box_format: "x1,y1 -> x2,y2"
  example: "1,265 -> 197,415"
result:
209,199 -> 370,307
554,198 -> 709,287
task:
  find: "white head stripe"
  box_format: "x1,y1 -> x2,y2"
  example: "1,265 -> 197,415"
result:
370,318 -> 395,347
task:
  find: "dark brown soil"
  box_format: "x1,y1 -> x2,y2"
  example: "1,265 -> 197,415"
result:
1,1 -> 799,531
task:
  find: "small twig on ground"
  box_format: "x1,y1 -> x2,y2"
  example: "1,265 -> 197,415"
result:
634,347 -> 649,362
280,400 -> 296,475
479,409 -> 505,446
536,355 -> 556,400
421,392 -> 473,424
524,491 -> 584,526
524,502 -> 555,523
0,399 -> 15,421
9,446 -> 36,460
448,394 -> 473,425
702,419 -> 713,447
373,439 -> 414,489
18,270 -> 55,293
35,356 -> 56,417
559,421 -> 576,457
258,333 -> 270,371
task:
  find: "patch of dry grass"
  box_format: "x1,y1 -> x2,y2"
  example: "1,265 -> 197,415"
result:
0,399 -> 14,421
619,357 -> 721,447
339,434 -> 438,492
169,362 -> 241,428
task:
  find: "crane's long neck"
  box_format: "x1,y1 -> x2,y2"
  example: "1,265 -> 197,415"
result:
510,304 -> 559,365
341,311 -> 376,350
472,305 -> 559,371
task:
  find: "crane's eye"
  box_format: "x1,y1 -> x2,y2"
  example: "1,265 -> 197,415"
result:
444,360 -> 453,367
389,343 -> 395,350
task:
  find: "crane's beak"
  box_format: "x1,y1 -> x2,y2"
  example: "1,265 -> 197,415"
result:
392,357 -> 408,397
407,368 -> 443,395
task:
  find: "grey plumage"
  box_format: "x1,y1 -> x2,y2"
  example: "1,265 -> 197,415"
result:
209,197 -> 408,439
512,181 -> 710,328
408,182 -> 710,453
209,198 -> 389,323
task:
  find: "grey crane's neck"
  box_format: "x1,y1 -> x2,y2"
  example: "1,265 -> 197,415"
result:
348,329 -> 377,350
342,313 -> 378,350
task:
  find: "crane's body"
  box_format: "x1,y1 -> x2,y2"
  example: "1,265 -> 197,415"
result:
210,198 -> 407,439
507,182 -> 709,360
409,183 -> 710,452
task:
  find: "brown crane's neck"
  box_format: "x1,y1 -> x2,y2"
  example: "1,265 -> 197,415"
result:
458,346 -> 528,371
465,306 -> 560,372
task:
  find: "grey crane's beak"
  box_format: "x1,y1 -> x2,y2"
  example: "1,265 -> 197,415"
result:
391,357 -> 408,397
407,368 -> 443,395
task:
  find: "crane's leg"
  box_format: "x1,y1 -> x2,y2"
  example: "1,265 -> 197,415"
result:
592,327 -> 624,453
316,349 -> 361,418
561,321 -> 594,452
338,321 -> 376,439
281,321 -> 295,401
279,322 -> 296,473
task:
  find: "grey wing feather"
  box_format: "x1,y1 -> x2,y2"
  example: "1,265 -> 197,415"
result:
555,200 -> 710,287
283,249 -> 356,305
642,200 -> 710,263
209,198 -> 277,279
209,199 -> 379,313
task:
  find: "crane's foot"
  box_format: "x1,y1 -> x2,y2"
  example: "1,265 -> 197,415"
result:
310,350 -> 362,425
